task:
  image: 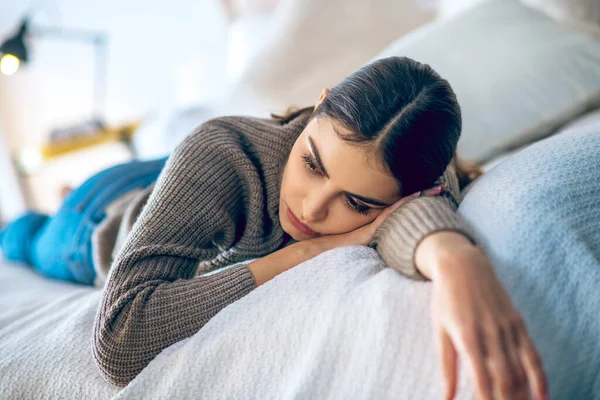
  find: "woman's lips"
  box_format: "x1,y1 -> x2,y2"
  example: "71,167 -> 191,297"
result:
286,206 -> 318,236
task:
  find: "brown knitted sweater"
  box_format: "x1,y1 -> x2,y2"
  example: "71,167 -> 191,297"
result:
92,109 -> 476,386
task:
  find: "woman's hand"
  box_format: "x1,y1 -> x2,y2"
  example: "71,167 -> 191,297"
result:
417,232 -> 549,400
326,183 -> 447,248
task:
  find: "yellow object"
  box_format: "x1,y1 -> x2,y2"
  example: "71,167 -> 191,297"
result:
0,54 -> 20,75
39,121 -> 141,160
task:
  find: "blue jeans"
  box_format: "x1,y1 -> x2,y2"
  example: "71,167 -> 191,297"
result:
0,156 -> 168,285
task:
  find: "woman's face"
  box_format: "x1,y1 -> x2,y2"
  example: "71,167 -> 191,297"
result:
278,115 -> 401,241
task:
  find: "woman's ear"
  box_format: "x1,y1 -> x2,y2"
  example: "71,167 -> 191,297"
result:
315,88 -> 330,109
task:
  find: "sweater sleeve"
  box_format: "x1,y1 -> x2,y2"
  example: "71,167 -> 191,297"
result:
369,157 -> 478,281
92,126 -> 257,387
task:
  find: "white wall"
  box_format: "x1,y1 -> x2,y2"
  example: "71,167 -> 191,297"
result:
0,0 -> 229,212
0,125 -> 27,221
0,0 -> 229,151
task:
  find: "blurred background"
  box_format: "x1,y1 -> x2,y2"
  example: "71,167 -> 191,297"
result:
0,0 -> 433,218
1,0 -> 599,221
0,0 -> 231,218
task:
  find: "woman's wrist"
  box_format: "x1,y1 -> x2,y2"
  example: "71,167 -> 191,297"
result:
414,230 -> 479,280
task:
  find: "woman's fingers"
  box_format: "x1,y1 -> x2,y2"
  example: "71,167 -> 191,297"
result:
368,192 -> 421,235
380,194 -> 416,221
421,182 -> 447,197
461,317 -> 540,400
402,181 -> 447,203
381,192 -> 420,219
427,247 -> 548,400
398,191 -> 420,206
372,181 -> 446,241
390,182 -> 446,212
485,323 -> 528,400
516,323 -> 549,400
454,325 -> 494,399
501,323 -> 530,400
438,329 -> 458,400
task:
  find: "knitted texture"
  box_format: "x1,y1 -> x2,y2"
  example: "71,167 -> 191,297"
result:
92,110 -> 474,386
371,158 -> 478,280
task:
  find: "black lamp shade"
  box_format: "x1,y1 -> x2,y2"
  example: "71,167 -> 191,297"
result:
0,19 -> 29,62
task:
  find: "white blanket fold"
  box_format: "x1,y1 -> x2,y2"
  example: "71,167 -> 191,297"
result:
114,246 -> 473,400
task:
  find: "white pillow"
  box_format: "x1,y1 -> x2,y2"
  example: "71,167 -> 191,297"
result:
373,0 -> 600,162
225,12 -> 275,85
436,0 -> 488,18
521,0 -> 600,31
218,0 -> 435,117
438,0 -> 600,30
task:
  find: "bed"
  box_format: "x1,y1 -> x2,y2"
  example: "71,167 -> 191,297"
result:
2,117 -> 599,399
2,0 -> 600,398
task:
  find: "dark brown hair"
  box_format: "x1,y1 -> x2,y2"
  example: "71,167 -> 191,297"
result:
273,56 -> 482,195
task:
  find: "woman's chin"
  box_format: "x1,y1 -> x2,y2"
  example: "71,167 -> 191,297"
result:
280,219 -> 306,242
282,224 -> 301,241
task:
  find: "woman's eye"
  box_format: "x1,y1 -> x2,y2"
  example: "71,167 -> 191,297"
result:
301,154 -> 321,176
345,196 -> 370,216
302,152 -> 370,216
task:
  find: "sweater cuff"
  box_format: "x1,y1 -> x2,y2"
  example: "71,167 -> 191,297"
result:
370,195 -> 478,281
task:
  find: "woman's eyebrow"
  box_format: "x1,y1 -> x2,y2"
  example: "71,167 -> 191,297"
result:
307,135 -> 391,207
307,135 -> 330,178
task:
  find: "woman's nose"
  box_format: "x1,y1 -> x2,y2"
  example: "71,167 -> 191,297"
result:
302,192 -> 328,223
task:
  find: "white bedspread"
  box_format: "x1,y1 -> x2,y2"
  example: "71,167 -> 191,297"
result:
1,248 -> 472,400
115,247 -> 473,400
0,258 -> 120,399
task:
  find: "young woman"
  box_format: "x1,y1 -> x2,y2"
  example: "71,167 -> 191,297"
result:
0,56 -> 547,399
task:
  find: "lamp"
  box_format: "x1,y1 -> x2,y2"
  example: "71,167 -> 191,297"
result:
0,20 -> 28,73
0,16 -> 108,125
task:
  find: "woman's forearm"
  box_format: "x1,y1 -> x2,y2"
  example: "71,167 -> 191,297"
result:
247,236 -> 338,286
248,230 -> 479,286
